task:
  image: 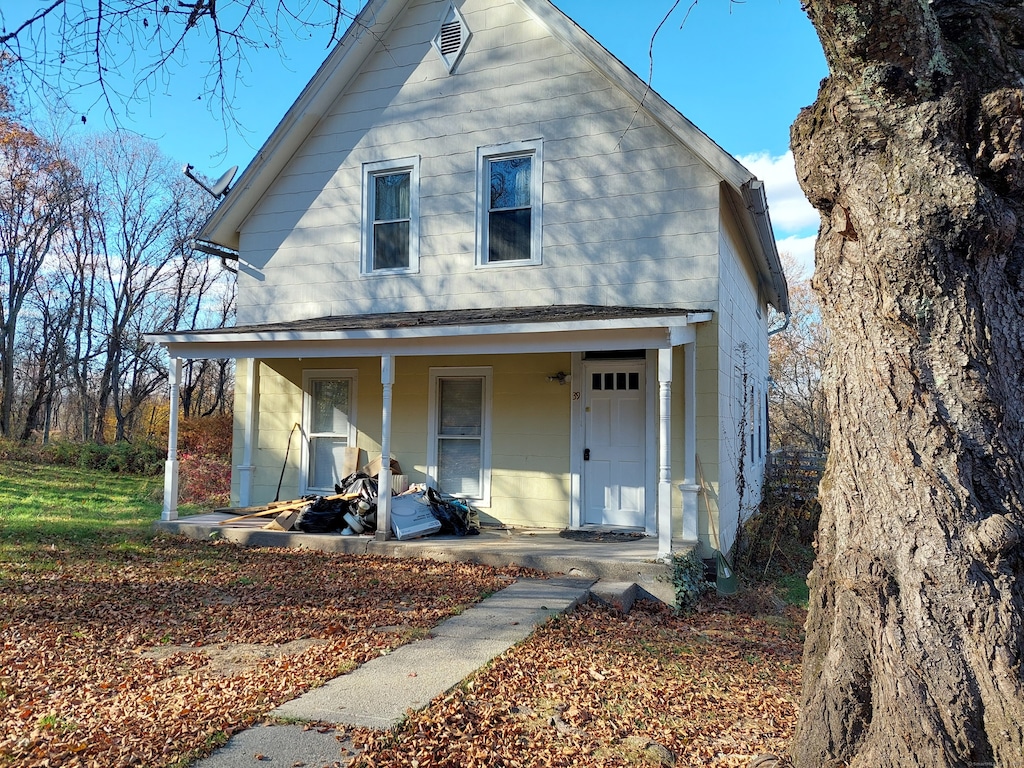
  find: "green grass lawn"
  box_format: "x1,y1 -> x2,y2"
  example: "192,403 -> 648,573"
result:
0,460 -> 163,570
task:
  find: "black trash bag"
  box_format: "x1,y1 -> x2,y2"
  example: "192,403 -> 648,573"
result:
336,473 -> 379,504
424,487 -> 479,536
447,497 -> 480,536
294,495 -> 346,533
335,472 -> 368,495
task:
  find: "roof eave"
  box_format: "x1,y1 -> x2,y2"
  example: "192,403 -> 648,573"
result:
146,309 -> 716,360
199,0 -> 407,250
740,180 -> 790,315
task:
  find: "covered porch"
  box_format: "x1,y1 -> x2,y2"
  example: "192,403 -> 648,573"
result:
155,511 -> 676,604
148,305 -> 712,562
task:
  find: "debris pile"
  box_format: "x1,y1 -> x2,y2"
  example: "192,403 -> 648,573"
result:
219,459 -> 480,540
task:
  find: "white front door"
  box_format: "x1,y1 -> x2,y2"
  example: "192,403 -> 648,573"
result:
582,361 -> 646,527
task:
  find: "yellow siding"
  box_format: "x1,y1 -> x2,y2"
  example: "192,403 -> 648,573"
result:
238,352 -> 573,529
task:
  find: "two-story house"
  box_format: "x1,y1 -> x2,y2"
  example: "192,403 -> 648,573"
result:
150,0 -> 789,562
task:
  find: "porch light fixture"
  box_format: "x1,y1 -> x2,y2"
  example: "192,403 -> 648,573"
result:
547,372 -> 571,385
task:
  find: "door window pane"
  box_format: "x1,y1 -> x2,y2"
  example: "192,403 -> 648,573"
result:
310,437 -> 348,490
311,380 -> 350,434
438,439 -> 482,497
439,378 -> 483,436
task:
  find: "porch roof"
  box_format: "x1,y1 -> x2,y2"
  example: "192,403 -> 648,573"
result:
147,304 -> 714,360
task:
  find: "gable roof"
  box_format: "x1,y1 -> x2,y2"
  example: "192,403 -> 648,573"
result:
199,0 -> 789,314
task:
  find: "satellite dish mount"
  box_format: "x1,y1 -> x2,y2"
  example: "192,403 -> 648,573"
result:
184,164 -> 238,199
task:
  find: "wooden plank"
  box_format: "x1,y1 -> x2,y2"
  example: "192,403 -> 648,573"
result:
343,446 -> 361,478
219,493 -> 359,525
262,509 -> 301,532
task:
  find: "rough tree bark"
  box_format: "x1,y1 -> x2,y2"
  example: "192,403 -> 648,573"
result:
790,2 -> 1024,766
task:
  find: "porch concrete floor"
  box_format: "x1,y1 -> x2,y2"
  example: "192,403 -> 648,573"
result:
156,512 -> 679,604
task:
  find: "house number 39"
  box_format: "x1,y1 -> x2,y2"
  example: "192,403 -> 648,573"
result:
572,391 -> 581,400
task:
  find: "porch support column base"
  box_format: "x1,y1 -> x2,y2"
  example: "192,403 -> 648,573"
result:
162,357 -> 182,521
679,482 -> 700,545
376,355 -> 395,542
657,348 -> 673,562
237,465 -> 256,508
657,479 -> 672,562
162,460 -> 179,521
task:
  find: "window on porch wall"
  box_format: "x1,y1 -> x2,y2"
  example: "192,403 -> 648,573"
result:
303,372 -> 357,493
429,368 -> 491,504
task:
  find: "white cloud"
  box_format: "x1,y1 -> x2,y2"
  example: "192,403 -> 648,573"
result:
739,150 -> 819,282
776,234 -> 817,282
738,151 -> 819,236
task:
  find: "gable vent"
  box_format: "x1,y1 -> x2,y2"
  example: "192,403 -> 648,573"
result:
439,21 -> 462,55
432,4 -> 470,73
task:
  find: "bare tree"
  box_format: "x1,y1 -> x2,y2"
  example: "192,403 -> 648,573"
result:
0,114 -> 80,437
768,258 -> 828,454
788,2 -> 1024,766
158,180 -> 233,419
16,269 -> 78,441
1,0 -> 358,131
60,178 -> 104,441
80,132 -> 193,442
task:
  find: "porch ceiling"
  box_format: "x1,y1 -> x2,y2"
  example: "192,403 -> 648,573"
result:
147,305 -> 714,360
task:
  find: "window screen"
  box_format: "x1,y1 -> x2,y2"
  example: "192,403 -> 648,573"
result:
436,377 -> 484,497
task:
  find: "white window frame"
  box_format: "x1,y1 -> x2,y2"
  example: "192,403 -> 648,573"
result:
361,157 -> 420,275
301,369 -> 359,495
427,366 -> 493,507
475,140 -> 543,267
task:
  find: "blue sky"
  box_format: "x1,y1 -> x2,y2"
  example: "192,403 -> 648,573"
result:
6,0 -> 827,275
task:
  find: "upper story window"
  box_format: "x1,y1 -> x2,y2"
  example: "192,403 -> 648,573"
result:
362,157 -> 420,274
476,140 -> 543,266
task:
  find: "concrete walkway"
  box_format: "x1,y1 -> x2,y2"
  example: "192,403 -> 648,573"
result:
189,577 -> 594,767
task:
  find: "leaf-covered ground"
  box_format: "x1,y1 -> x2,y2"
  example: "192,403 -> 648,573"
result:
2,536 -> 803,768
0,462 -> 804,766
0,535 -> 522,768
354,597 -> 804,768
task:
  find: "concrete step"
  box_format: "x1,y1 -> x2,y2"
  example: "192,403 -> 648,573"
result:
589,581 -> 639,613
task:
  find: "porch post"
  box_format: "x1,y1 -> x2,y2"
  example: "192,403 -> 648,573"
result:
162,357 -> 182,521
375,354 -> 395,541
679,342 -> 700,544
657,347 -> 673,561
237,358 -> 259,507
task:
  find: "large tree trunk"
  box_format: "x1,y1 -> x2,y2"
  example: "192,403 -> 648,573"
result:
791,2 -> 1024,766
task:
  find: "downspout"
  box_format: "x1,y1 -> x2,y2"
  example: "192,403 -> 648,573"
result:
193,240 -> 239,274
768,312 -> 791,337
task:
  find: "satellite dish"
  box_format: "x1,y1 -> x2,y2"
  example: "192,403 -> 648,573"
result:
183,163 -> 238,199
210,166 -> 238,197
